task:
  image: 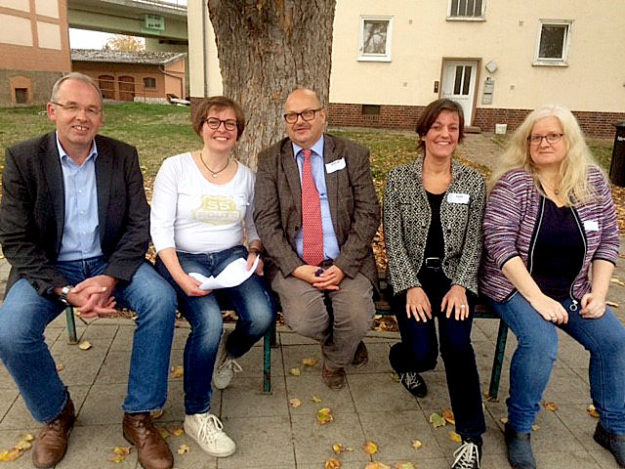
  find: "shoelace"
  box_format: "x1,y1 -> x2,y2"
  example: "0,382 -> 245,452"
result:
452,441 -> 480,469
401,372 -> 422,390
220,358 -> 243,374
196,414 -> 224,444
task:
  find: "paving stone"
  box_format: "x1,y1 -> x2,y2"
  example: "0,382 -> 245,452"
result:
80,323 -> 119,340
285,374 -> 357,415
50,337 -> 112,386
78,383 -> 128,426
221,376 -> 288,418
95,350 -> 132,384
349,373 -> 423,414
0,362 -> 17,390
231,342 -> 285,377
0,429 -> 39,469
0,389 -> 19,422
159,380 -> 222,423
346,342 -> 392,375
278,331 -> 317,346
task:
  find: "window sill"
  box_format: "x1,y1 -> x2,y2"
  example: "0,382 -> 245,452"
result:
446,17 -> 486,22
532,61 -> 569,67
357,56 -> 392,63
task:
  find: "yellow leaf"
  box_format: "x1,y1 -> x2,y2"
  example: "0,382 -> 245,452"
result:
610,277 -> 625,287
0,448 -> 22,462
500,417 -> 509,424
158,426 -> 171,439
311,395 -> 322,403
170,365 -> 184,379
411,439 -> 422,450
363,440 -> 379,455
442,408 -> 455,425
150,409 -> 164,419
482,390 -> 490,399
449,431 -> 462,443
78,341 -> 92,350
390,372 -> 401,383
301,358 -> 318,367
324,458 -> 341,469
332,442 -> 344,454
365,463 -> 391,469
18,433 -> 34,442
177,444 -> 190,454
112,446 -> 131,455
289,367 -> 301,376
13,439 -> 31,450
587,404 -> 600,418
394,463 -> 417,469
316,407 -> 334,425
56,363 -> 65,372
170,426 -> 184,436
289,398 -> 302,408
606,301 -> 620,308
109,454 -> 126,463
543,401 -> 559,411
429,412 -> 446,428
532,424 -> 540,431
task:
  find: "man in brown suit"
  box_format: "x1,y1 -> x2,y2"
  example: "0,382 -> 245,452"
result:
254,88 -> 380,389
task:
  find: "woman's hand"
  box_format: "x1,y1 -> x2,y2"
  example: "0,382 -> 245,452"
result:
175,273 -> 211,297
580,292 -> 606,319
405,287 -> 432,322
441,284 -> 470,320
246,252 -> 264,276
529,293 -> 569,324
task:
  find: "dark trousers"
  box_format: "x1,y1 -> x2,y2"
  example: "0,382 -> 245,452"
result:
389,267 -> 486,439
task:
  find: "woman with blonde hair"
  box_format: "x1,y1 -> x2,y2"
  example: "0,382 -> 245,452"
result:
482,104 -> 625,468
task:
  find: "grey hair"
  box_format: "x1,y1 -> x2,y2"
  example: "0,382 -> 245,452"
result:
50,72 -> 102,103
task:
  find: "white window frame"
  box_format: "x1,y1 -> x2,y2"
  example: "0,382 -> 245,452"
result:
447,0 -> 486,21
533,19 -> 572,67
358,16 -> 393,62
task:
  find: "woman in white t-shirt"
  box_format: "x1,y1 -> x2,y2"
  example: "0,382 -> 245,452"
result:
150,97 -> 274,458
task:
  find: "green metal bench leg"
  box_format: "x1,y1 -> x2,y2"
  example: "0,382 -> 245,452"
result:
65,306 -> 78,344
270,319 -> 278,348
487,320 -> 509,400
263,326 -> 272,393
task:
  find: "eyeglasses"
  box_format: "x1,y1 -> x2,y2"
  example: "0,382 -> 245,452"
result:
527,133 -> 564,145
51,101 -> 102,118
203,117 -> 238,131
283,108 -> 322,124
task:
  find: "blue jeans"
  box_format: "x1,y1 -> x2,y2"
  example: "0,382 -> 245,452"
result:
0,258 -> 177,423
491,292 -> 625,434
389,268 -> 486,439
155,245 -> 274,415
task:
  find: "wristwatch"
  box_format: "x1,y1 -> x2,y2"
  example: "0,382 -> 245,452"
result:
59,285 -> 73,306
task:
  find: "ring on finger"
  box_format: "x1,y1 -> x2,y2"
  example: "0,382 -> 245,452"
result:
460,304 -> 467,309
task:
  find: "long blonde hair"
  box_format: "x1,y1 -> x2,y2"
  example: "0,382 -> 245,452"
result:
489,105 -> 600,206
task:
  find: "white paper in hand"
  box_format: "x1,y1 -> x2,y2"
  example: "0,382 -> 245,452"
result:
189,256 -> 260,290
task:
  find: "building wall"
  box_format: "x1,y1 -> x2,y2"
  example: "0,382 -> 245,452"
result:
0,0 -> 70,105
163,59 -> 185,98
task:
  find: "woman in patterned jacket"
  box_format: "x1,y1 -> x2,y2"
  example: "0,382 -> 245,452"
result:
482,105 -> 625,469
384,98 -> 486,469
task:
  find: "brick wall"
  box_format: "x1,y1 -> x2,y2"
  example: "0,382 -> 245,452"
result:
0,70 -> 63,106
329,103 -> 625,138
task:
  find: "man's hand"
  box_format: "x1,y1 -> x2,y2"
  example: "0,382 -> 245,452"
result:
312,265 -> 344,291
71,275 -> 119,317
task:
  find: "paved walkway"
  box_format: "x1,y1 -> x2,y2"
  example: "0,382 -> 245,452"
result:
1,134 -> 625,468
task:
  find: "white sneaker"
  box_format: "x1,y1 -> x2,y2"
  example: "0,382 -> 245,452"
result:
183,412 -> 236,457
213,355 -> 243,390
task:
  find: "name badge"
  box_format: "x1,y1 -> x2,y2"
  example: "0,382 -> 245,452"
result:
325,158 -> 346,173
584,220 -> 599,232
447,192 -> 470,204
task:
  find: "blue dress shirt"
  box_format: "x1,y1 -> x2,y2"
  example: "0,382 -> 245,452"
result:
292,137 -> 340,262
56,133 -> 103,261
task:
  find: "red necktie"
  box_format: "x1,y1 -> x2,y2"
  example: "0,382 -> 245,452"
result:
301,149 -> 324,266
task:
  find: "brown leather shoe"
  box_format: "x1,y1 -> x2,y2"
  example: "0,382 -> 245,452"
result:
322,363 -> 346,390
123,413 -> 173,469
351,341 -> 368,368
32,398 -> 75,468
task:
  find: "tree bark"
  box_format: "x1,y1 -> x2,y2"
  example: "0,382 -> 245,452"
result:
207,0 -> 336,169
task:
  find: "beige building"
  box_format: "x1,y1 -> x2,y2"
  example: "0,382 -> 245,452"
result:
188,0 -> 625,137
0,0 -> 70,105
72,50 -> 186,102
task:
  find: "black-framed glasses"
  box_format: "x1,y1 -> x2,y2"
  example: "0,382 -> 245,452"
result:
527,133 -> 564,145
283,108 -> 322,124
51,101 -> 102,118
203,117 -> 238,131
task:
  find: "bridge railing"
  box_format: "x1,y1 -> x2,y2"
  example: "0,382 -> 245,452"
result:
132,0 -> 187,11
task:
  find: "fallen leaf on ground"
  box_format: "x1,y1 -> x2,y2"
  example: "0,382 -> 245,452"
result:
311,395 -> 322,403
302,358 -> 318,367
482,390 -> 490,399
290,367 -> 301,376
324,458 -> 341,469
316,407 -> 334,425
151,409 -> 164,419
109,454 -> 126,463
18,434 -> 34,442
606,301 -> 620,308
13,440 -> 31,451
442,408 -> 455,425
332,443 -> 344,454
500,417 -> 509,424
170,426 -> 184,436
365,462 -> 391,469
611,277 -> 625,287
543,401 -> 559,412
363,440 -> 379,455
587,404 -> 600,418
170,366 -> 184,379
177,444 -> 190,454
289,398 -> 302,408
0,448 -> 22,462
532,424 -> 540,431
112,446 -> 131,455
158,426 -> 171,439
78,341 -> 92,350
56,363 -> 65,372
390,372 -> 401,383
449,431 -> 462,443
394,463 -> 416,469
411,439 -> 422,450
429,412 -> 446,428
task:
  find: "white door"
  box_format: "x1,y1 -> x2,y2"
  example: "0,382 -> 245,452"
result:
441,60 -> 478,125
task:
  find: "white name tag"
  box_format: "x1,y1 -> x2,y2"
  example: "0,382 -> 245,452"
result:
325,158 -> 346,173
447,192 -> 470,204
584,220 -> 599,232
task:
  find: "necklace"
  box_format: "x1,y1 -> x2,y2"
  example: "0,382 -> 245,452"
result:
199,150 -> 230,178
539,177 -> 560,195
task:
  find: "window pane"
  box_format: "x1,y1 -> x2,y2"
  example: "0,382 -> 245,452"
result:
539,25 -> 566,59
475,0 -> 482,15
462,66 -> 472,95
363,20 -> 388,55
467,0 -> 475,16
458,0 -> 467,16
451,0 -> 459,16
454,66 -> 463,94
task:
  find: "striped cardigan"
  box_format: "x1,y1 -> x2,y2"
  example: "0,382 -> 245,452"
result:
480,167 -> 619,302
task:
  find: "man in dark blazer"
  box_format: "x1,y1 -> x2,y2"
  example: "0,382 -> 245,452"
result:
254,88 -> 380,390
0,73 -> 176,469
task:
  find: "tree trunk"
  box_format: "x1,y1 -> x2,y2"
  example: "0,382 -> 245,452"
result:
207,0 -> 336,170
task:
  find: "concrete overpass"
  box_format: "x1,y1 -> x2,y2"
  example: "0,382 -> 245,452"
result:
67,0 -> 188,44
